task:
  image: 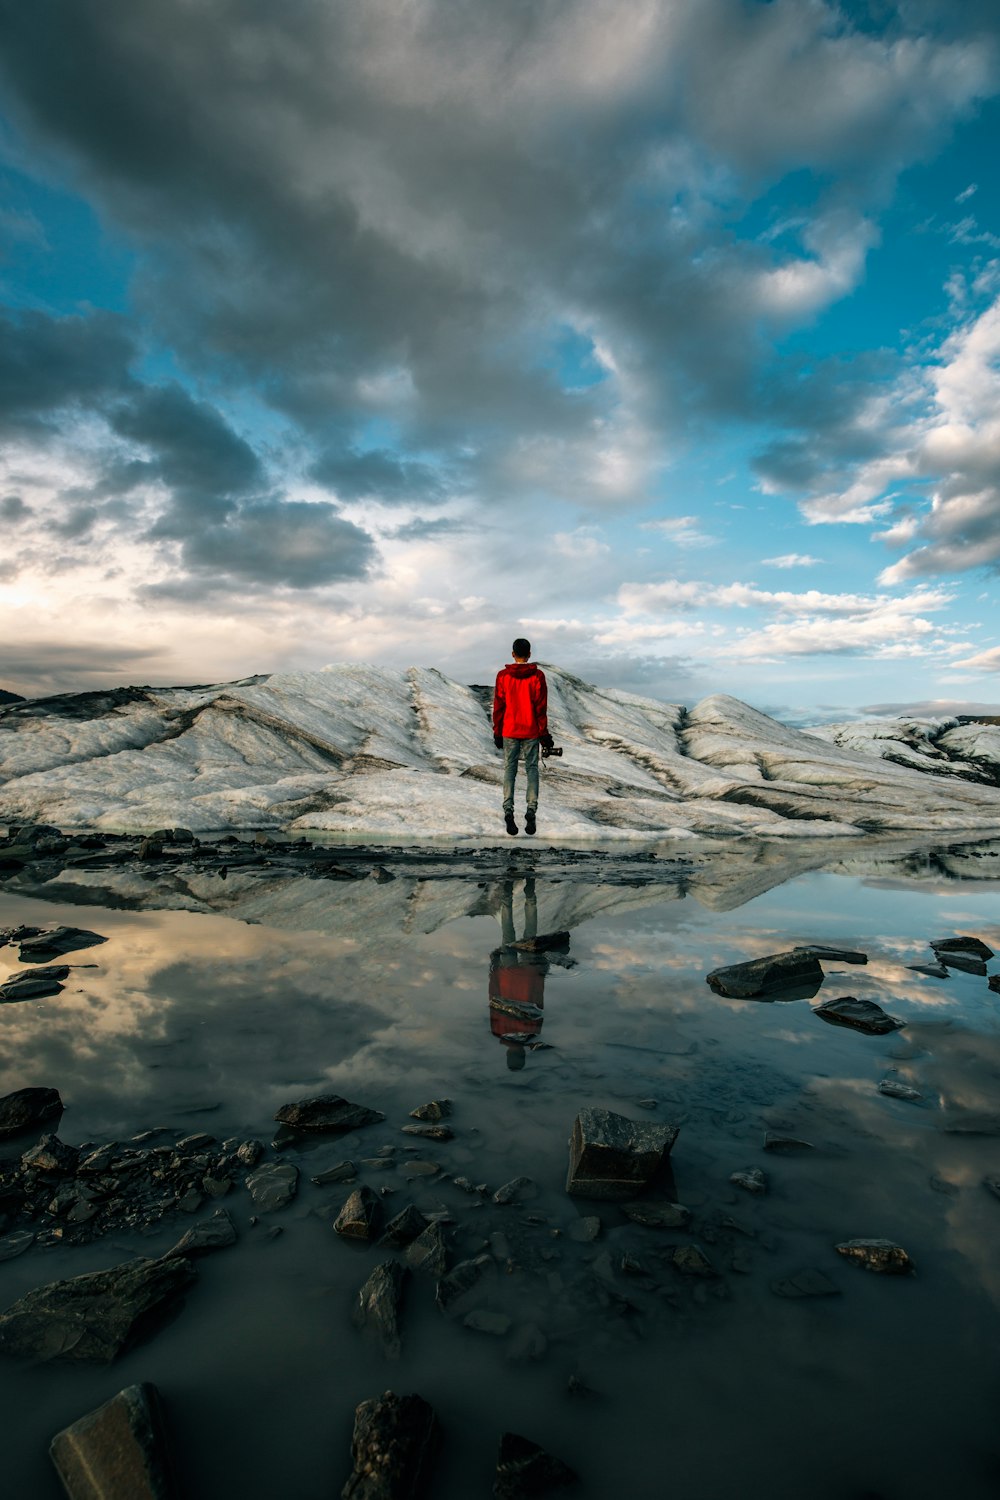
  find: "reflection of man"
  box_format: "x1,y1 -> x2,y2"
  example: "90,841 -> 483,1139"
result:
489,878 -> 548,1070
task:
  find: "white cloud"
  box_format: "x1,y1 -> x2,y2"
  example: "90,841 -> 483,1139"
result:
639,515 -> 716,548
761,553 -> 821,568
951,645 -> 1000,672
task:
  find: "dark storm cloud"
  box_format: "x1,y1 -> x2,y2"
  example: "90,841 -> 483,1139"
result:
1,494 -> 32,522
0,307 -> 132,431
0,641 -> 169,697
179,498 -> 375,589
310,447 -> 450,504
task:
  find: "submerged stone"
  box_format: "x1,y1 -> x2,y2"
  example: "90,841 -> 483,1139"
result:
567,1216 -> 602,1242
162,1208 -> 237,1259
763,1132 -> 814,1152
0,1086 -> 63,1138
0,1255 -> 195,1363
335,1186 -> 382,1242
312,1160 -> 358,1186
812,996 -> 904,1035
793,944 -> 868,965
341,1390 -> 439,1500
18,926 -> 107,963
493,1176 -> 536,1205
671,1245 -> 716,1277
409,1100 -> 452,1121
0,1230 -> 35,1261
435,1253 -> 491,1312
354,1261 -> 408,1359
620,1201 -> 690,1229
835,1238 -> 914,1274
274,1094 -> 385,1133
245,1162 -> 298,1212
405,1222 -> 449,1277
931,935 -> 994,961
730,1169 -> 768,1195
877,1078 -> 922,1102
566,1107 -> 678,1201
0,966 -> 69,1002
400,1124 -> 454,1142
49,1381 -> 177,1500
771,1268 -> 841,1299
493,1432 -> 577,1498
706,950 -> 823,1000
379,1205 -> 428,1249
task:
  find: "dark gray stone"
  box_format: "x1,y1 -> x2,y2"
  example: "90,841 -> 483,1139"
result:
493,1176 -> 537,1206
409,1099 -> 452,1121
706,950 -> 823,999
566,1108 -> 678,1201
0,966 -> 69,1002
763,1133 -> 814,1152
379,1205 -> 428,1249
931,936 -> 993,960
933,951 -> 987,976
335,1186 -> 382,1242
435,1253 -> 491,1312
0,1086 -> 63,1138
22,1134 -> 80,1174
983,1177 -> 1000,1201
404,1222 -> 449,1277
274,1094 -> 385,1133
235,1139 -> 263,1166
341,1390 -> 439,1499
989,975 -> 1000,994
354,1261 -> 408,1358
245,1162 -> 298,1212
730,1169 -> 768,1195
0,1255 -> 195,1362
50,1381 -> 177,1500
771,1268 -> 841,1298
835,1238 -> 914,1274
877,1078 -> 922,1102
793,944 -> 868,965
493,1432 -> 577,1498
19,927 -> 107,963
567,1216 -> 602,1242
813,996 -> 904,1035
312,1160 -> 358,1186
465,1309 -> 511,1336
0,1230 -> 35,1261
671,1244 -> 716,1277
400,1123 -> 454,1142
621,1200 -> 690,1229
162,1209 -> 236,1259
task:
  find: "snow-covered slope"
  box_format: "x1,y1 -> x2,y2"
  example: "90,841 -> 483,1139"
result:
1,665 -> 999,841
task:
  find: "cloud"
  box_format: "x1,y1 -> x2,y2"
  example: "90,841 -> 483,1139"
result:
951,645 -> 1000,672
640,515 -> 716,548
177,499 -> 376,589
861,698 -> 1000,715
761,553 -> 821,568
0,641 -> 170,697
0,494 -> 31,522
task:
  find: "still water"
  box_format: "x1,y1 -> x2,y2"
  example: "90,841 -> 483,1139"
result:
1,845 -> 999,1498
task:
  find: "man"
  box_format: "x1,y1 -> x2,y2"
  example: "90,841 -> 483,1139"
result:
492,637 -> 553,836
488,876 -> 547,1069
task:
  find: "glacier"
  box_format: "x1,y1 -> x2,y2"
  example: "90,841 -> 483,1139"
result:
1,664 -> 999,841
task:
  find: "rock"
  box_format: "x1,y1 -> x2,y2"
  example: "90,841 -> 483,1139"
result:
989,975 -> 1000,994
770,1268 -> 841,1298
379,1205 -> 428,1249
493,1432 -> 577,1498
405,1222 -> 449,1277
983,1177 -> 1000,1202
49,1382 -> 177,1500
877,1078 -> 922,1102
763,1132 -> 814,1152
137,838 -> 163,861
931,951 -> 987,976
567,1216 -> 602,1243
730,1169 -> 768,1195
835,1238 -> 914,1274
620,1201 -> 690,1229
0,1086 -> 63,1138
245,1162 -> 298,1212
235,1139 -> 263,1166
0,1255 -> 196,1362
493,1176 -> 537,1206
354,1261 -> 408,1359
464,1309 -> 511,1336
908,962 -> 950,978
409,1100 -> 452,1121
793,944 -> 868,965
177,1189 -> 203,1214
509,930 -> 570,953
274,1094 -> 385,1133
931,935 -> 994,960
312,1161 -> 358,1186
370,865 -> 396,883
671,1245 -> 716,1277
202,1174 -> 231,1198
18,927 -> 107,963
0,1230 -> 35,1261
162,1208 -> 237,1259
400,1161 -> 440,1179
22,1134 -> 80,1174
812,996 -> 904,1035
435,1253 -> 492,1312
566,1107 -> 678,1201
341,1390 -> 439,1500
335,1186 -> 382,1242
400,1124 -> 454,1142
176,1132 -> 215,1150
706,950 -> 823,1000
0,966 -> 70,1002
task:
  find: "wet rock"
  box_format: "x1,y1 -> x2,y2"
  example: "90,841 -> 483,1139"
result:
354,1261 -> 408,1359
22,1134 -> 80,1175
162,1208 -> 237,1259
510,930 -> 570,954
983,1177 -> 1000,1202
706,950 -> 823,1000
0,1230 -> 34,1261
878,1078 -> 922,1102
771,1268 -> 841,1298
0,966 -> 69,1002
931,935 -> 994,961
465,1309 -> 511,1336
566,1107 -> 678,1201
493,1176 -> 537,1206
400,1124 -> 454,1142
370,865 -> 396,883
835,1238 -> 914,1274
508,1323 -> 548,1362
989,975 -> 1000,994
18,926 -> 107,963
245,1162 -> 298,1212
235,1139 -> 263,1167
409,1099 -> 452,1122
567,1216 -> 601,1242
793,944 -> 868,965
274,1094 -> 386,1133
379,1205 -> 428,1249
671,1245 -> 716,1277
493,1432 -> 577,1498
621,1200 -> 690,1229
812,996 -> 904,1035
312,1160 -> 358,1186
202,1174 -> 231,1197
49,1381 -> 177,1500
931,950 -> 987,976
908,962 -> 950,978
435,1253 -> 492,1312
335,1186 -> 382,1242
176,1131 -> 215,1151
400,1161 -> 440,1180
138,838 -> 163,861
177,1188 -> 203,1214
0,1086 -> 63,1138
405,1222 -> 449,1277
730,1169 -> 768,1195
763,1132 -> 814,1152
341,1390 -> 439,1500
0,1255 -> 196,1362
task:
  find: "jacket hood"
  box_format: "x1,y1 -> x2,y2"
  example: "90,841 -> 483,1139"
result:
505,663 -> 539,678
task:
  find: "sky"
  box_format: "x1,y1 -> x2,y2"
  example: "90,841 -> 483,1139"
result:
1,0 -> 999,721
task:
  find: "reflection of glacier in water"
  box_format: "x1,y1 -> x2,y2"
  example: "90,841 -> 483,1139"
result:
1,842 -> 1000,1498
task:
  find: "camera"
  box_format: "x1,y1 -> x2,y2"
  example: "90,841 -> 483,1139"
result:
541,745 -> 563,758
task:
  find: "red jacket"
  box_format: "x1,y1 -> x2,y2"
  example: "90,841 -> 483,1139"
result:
493,663 -> 548,739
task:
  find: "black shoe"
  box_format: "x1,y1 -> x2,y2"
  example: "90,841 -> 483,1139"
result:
525,810 -> 536,836
505,812 -> 518,836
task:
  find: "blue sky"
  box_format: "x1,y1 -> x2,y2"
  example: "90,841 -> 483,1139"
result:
1,0 -> 999,720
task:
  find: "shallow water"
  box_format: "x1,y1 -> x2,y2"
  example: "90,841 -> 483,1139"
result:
2,849 -> 1000,1499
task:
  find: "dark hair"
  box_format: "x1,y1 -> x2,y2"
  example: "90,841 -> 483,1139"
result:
512,637 -> 531,658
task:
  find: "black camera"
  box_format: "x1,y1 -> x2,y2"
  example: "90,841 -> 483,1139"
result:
541,745 -> 563,758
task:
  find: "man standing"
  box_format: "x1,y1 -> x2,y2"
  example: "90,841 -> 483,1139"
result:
493,637 -> 553,836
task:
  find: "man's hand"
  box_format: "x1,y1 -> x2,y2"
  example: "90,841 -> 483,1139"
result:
494,732 -> 504,749
538,733 -> 554,751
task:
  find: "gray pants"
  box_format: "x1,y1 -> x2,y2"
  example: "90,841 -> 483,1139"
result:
502,737 -> 539,815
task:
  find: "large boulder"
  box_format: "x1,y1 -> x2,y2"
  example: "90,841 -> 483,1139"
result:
49,1382 -> 178,1499
566,1108 -> 678,1201
274,1095 -> 385,1133
706,950 -> 823,1000
341,1390 -> 439,1499
0,1086 -> 63,1138
0,1256 -> 195,1363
